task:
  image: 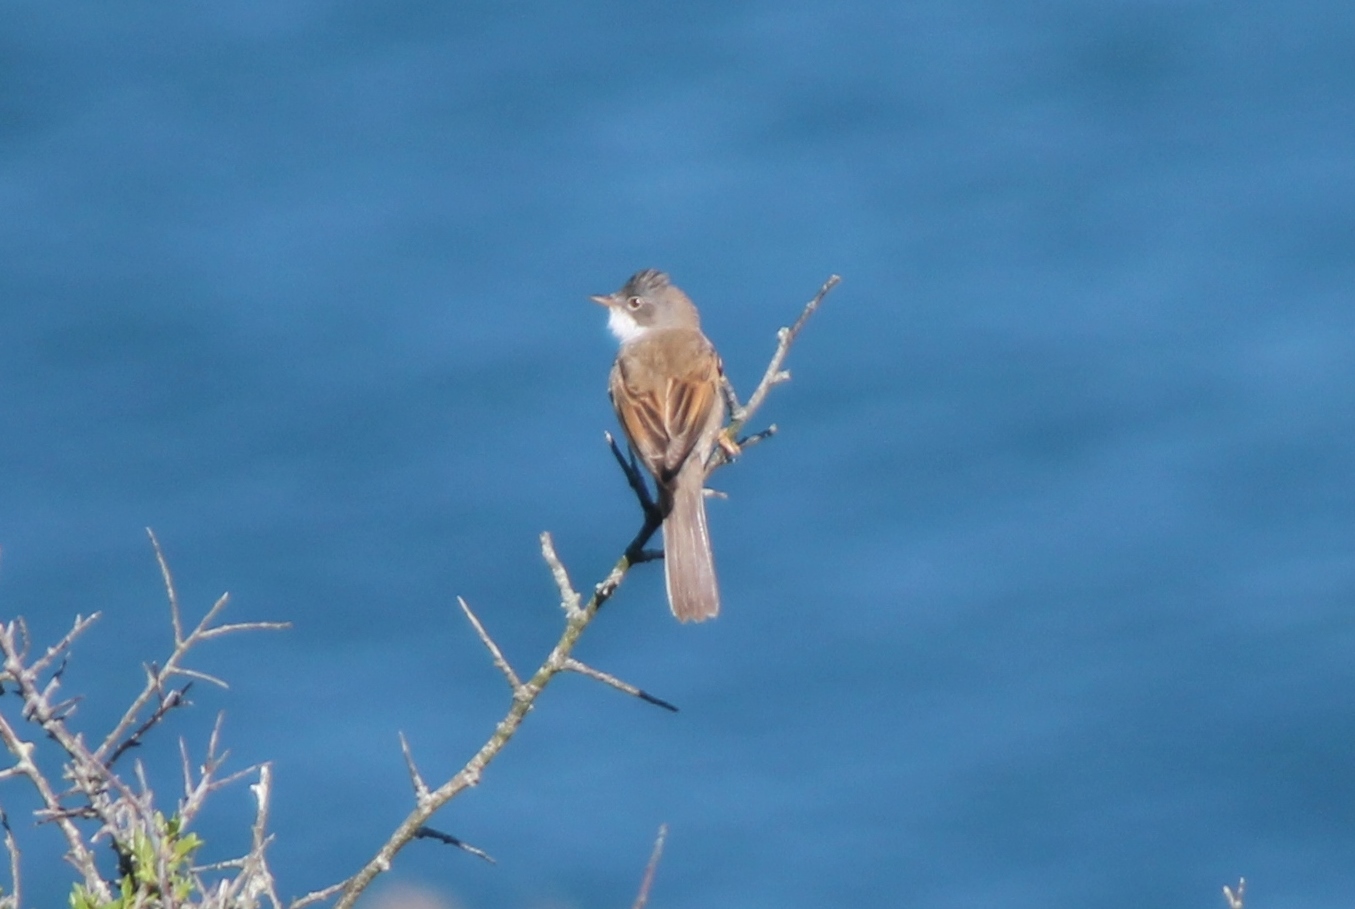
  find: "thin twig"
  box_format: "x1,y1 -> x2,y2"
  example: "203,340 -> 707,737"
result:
736,424 -> 778,450
171,666 -> 230,688
607,432 -> 661,522
96,542 -> 289,765
714,273 -> 840,470
148,528 -> 184,646
631,824 -> 669,909
564,659 -> 678,712
413,826 -> 496,864
27,613 -> 100,679
107,683 -> 192,768
291,880 -> 352,909
605,431 -> 667,564
198,619 -> 291,642
457,597 -> 521,691
398,733 -> 430,803
739,274 -> 839,425
1224,878 -> 1245,909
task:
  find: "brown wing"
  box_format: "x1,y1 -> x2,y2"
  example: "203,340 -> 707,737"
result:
610,360 -> 671,476
661,363 -> 721,476
609,333 -> 724,485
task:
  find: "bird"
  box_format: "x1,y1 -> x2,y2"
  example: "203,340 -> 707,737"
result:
591,269 -> 727,622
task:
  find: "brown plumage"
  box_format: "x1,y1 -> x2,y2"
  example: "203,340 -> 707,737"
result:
594,270 -> 726,622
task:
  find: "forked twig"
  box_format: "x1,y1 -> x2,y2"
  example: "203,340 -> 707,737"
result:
96,531 -> 289,766
736,274 -> 839,428
713,273 -> 839,470
0,534 -> 289,904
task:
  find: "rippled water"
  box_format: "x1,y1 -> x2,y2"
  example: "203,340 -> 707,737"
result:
3,2 -> 1354,906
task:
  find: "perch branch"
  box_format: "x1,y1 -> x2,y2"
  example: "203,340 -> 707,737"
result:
320,275 -> 837,909
711,273 -> 839,470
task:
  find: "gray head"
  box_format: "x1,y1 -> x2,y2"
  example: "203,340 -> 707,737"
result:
591,268 -> 700,342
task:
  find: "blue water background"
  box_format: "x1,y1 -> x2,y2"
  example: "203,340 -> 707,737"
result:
3,1 -> 1354,906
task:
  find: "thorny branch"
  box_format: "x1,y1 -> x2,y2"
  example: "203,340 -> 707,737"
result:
96,530 -> 289,767
0,534 -> 288,905
320,275 -> 838,909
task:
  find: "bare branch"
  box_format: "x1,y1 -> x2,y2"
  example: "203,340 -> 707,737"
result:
27,613 -> 100,679
631,824 -> 668,909
96,539 -> 288,765
0,624 -> 108,896
457,597 -> 521,691
0,537 -> 295,904
107,683 -> 192,768
564,659 -> 678,713
740,274 -> 839,424
1224,878 -> 1245,909
713,273 -> 840,470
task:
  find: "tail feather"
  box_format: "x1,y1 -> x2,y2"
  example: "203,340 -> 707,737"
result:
662,469 -> 720,622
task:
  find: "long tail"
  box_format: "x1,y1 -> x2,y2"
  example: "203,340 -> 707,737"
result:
662,467 -> 720,622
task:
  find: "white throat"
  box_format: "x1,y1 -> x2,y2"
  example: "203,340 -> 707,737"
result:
607,306 -> 649,344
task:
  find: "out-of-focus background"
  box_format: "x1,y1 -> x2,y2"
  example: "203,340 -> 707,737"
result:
3,2 -> 1354,906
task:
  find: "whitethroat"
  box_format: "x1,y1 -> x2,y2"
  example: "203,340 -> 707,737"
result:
592,269 -> 728,622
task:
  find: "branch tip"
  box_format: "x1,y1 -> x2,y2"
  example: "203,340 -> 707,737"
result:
457,596 -> 522,690
540,533 -> 583,618
399,732 -> 430,802
565,659 -> 678,713
631,824 -> 669,909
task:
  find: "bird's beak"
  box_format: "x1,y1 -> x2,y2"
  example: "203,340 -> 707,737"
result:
590,294 -> 615,307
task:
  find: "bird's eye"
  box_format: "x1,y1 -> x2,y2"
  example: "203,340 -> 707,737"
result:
626,296 -> 642,310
